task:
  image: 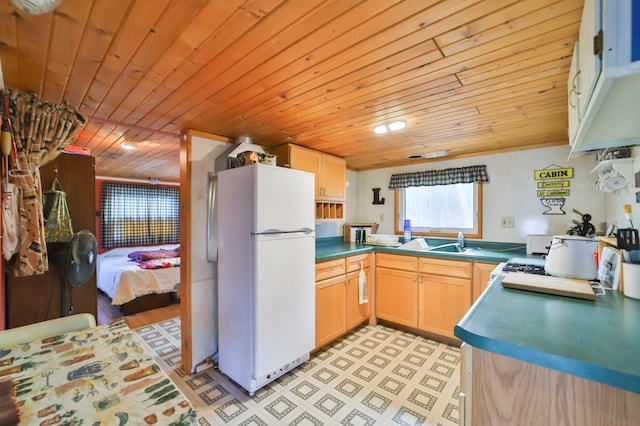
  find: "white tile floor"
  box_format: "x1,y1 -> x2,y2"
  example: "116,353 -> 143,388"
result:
135,319 -> 461,425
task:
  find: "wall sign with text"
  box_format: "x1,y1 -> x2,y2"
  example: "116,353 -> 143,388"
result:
534,166 -> 573,215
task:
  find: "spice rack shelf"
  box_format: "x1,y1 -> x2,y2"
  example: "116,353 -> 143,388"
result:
316,202 -> 344,220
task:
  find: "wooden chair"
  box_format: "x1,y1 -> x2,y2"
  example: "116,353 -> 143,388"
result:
0,313 -> 96,347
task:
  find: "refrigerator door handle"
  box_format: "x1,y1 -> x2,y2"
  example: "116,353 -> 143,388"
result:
252,228 -> 314,236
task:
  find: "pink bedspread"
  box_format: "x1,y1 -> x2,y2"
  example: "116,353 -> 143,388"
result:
128,246 -> 180,263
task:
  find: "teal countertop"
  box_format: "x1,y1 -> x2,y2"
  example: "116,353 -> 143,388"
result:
315,237 -> 532,263
315,238 -> 374,261
454,274 -> 640,394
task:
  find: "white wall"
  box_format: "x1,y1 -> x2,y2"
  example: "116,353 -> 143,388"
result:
352,145 -> 609,243
185,134 -> 232,370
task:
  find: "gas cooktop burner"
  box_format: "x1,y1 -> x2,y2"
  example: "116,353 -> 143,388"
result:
502,262 -> 547,275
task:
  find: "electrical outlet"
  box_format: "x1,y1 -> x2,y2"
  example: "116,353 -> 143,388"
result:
500,216 -> 514,228
379,213 -> 384,222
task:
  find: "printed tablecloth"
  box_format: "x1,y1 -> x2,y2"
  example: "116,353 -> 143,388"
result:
0,320 -> 196,425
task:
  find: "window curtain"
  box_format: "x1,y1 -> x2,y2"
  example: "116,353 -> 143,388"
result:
100,182 -> 181,249
2,89 -> 87,276
388,165 -> 489,189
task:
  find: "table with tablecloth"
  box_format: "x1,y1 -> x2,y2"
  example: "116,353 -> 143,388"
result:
0,320 -> 196,425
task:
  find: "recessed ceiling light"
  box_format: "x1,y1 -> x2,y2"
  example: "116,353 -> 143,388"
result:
423,150 -> 448,159
374,125 -> 388,134
388,121 -> 406,131
120,141 -> 136,150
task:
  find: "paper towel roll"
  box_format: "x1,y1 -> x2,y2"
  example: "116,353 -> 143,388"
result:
623,263 -> 640,300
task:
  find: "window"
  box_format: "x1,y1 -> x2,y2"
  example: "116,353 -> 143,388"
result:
396,182 -> 482,238
100,182 -> 180,248
389,165 -> 487,239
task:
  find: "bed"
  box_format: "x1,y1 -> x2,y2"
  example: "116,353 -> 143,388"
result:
97,244 -> 181,315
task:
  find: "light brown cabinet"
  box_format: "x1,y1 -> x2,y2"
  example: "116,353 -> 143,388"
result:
315,253 -> 371,349
461,344 -> 640,426
418,257 -> 472,339
375,267 -> 418,327
375,252 -> 473,340
270,144 -> 346,219
472,262 -> 498,302
316,274 -> 347,348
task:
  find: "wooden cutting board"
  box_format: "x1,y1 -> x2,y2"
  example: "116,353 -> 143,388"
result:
501,272 -> 596,300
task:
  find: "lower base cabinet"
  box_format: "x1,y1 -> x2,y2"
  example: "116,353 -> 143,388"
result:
419,273 -> 471,338
461,344 -> 640,425
375,253 -> 472,340
315,275 -> 347,348
472,262 -> 497,302
315,253 -> 371,349
375,267 -> 418,327
346,267 -> 371,329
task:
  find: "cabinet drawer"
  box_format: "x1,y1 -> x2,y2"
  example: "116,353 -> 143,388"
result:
419,257 -> 472,279
375,253 -> 418,271
316,258 -> 346,281
315,274 -> 345,290
346,253 -> 371,273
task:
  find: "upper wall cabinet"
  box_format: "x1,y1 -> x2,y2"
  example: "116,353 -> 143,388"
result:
271,143 -> 346,200
569,0 -> 640,153
270,144 -> 346,220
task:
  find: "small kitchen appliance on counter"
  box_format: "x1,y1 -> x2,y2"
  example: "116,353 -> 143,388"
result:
544,235 -> 597,280
526,235 -> 553,255
343,223 -> 378,243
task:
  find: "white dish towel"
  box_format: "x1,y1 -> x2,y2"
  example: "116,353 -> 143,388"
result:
358,261 -> 368,304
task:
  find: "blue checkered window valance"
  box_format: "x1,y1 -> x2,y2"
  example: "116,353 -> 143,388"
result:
388,165 -> 489,189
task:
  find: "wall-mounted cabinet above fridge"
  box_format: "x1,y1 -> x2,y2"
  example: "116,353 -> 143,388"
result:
568,0 -> 640,155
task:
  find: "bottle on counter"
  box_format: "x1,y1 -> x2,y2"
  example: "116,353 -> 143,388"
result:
403,219 -> 412,243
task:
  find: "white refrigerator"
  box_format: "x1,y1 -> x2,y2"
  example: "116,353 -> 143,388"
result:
217,164 -> 316,395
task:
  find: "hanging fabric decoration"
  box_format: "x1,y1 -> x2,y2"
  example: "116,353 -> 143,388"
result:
43,174 -> 74,243
1,89 -> 87,276
2,181 -> 19,261
1,104 -> 19,261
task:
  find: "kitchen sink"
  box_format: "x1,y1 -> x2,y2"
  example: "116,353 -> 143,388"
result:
428,243 -> 473,253
398,238 -> 474,254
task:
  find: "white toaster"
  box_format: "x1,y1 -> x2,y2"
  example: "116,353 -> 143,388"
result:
526,234 -> 554,255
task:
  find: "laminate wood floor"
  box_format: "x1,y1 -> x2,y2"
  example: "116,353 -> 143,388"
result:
97,291 -> 181,329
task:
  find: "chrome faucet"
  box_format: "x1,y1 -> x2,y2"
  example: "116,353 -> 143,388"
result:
457,230 -> 465,248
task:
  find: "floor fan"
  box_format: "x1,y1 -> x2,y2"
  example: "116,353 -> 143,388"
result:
60,230 -> 97,316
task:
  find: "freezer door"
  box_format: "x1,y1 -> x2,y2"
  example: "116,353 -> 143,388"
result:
252,165 -> 315,233
252,233 -> 315,378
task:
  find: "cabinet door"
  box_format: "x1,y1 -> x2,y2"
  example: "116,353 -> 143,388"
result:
418,274 -> 471,339
290,145 -> 322,198
345,268 -> 371,330
568,42 -> 581,144
472,262 -> 497,302
321,154 -> 346,201
375,267 -> 418,327
578,0 -> 602,118
315,276 -> 346,349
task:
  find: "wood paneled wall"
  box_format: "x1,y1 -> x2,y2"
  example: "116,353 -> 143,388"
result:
5,153 -> 96,328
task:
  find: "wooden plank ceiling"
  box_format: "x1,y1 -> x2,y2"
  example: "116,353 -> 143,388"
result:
0,0 -> 583,182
